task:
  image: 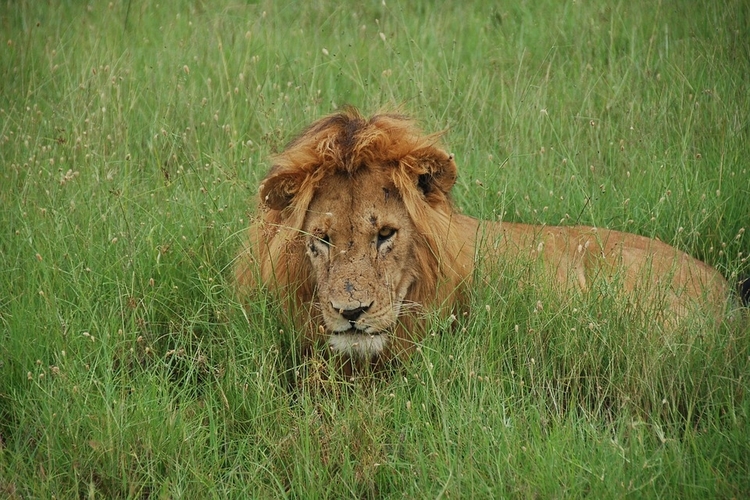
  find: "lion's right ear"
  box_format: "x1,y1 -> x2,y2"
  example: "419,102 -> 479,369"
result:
258,166 -> 307,211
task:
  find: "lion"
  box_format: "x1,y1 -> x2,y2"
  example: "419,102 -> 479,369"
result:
235,107 -> 739,371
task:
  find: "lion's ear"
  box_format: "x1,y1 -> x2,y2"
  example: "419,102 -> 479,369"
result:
258,166 -> 306,211
415,150 -> 458,201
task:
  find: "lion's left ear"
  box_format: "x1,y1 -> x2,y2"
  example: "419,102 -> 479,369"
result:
258,165 -> 306,211
414,150 -> 458,202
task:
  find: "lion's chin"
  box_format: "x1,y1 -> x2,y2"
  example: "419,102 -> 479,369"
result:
328,330 -> 388,359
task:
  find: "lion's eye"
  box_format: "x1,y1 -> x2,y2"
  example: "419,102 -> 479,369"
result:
309,233 -> 331,256
377,227 -> 397,248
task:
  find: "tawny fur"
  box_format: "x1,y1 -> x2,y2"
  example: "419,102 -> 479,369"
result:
235,107 -> 732,369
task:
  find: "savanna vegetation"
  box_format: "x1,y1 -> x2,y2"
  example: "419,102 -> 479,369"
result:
1,0 -> 748,497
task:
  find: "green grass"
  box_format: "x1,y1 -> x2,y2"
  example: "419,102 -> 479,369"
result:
1,0 -> 749,497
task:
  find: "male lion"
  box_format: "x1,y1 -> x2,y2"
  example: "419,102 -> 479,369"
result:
236,107 -> 737,371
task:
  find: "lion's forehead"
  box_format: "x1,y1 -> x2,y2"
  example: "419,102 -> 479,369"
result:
303,170 -> 407,235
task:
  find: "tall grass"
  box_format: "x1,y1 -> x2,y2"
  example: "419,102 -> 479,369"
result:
1,0 -> 748,497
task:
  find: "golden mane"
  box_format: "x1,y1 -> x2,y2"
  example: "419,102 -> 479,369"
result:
235,108 -> 474,358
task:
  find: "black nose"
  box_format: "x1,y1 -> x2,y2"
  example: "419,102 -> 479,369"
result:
339,305 -> 370,322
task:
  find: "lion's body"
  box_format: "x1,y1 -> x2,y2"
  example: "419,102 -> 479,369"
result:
477,221 -> 729,321
235,108 -> 732,369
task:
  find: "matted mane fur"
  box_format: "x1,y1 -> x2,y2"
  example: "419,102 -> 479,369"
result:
235,107 -> 473,364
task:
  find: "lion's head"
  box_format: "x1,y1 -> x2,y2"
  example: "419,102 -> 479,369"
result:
237,107 -> 474,364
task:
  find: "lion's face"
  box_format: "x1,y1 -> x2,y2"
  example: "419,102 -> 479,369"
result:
302,168 -> 418,358
246,108 -> 465,366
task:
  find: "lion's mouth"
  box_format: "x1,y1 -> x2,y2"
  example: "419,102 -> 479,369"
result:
334,328 -> 384,336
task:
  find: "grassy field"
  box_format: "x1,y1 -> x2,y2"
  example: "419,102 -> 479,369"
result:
1,0 -> 749,497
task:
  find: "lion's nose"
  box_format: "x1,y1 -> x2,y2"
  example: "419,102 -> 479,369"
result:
334,302 -> 372,322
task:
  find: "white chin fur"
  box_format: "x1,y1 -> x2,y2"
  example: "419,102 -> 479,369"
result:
329,333 -> 388,358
